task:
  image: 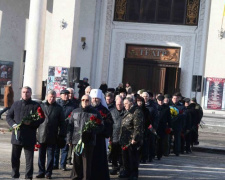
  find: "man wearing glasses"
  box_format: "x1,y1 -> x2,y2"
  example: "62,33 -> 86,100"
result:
67,95 -> 103,180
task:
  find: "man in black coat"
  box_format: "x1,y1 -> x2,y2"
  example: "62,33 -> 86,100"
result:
53,89 -> 77,171
141,92 -> 158,162
183,98 -> 195,153
36,90 -> 66,179
6,86 -> 44,179
109,96 -> 124,175
156,95 -> 171,160
170,93 -> 186,156
190,97 -> 203,145
67,95 -> 103,180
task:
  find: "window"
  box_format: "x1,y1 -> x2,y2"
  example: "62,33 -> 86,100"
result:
114,0 -> 199,25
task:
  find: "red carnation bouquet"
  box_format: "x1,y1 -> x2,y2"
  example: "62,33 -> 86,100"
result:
15,107 -> 45,140
74,115 -> 102,156
83,115 -> 102,132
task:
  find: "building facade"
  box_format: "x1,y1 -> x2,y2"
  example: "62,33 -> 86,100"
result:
0,0 -> 224,114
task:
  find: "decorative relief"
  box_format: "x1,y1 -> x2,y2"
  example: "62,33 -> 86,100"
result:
186,0 -> 200,25
114,0 -> 127,21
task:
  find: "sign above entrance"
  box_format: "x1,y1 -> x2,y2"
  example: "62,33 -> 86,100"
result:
126,44 -> 180,62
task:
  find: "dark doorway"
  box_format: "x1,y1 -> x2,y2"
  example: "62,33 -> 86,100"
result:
123,59 -> 180,95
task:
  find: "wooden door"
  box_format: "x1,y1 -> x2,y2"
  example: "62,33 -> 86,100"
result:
123,60 -> 166,94
164,67 -> 181,95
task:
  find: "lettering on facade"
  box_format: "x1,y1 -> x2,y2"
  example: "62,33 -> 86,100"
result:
126,45 -> 180,62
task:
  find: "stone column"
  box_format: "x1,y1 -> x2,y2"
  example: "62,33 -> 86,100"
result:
23,0 -> 47,100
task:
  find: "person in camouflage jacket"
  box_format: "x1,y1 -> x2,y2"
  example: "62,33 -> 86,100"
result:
119,97 -> 144,180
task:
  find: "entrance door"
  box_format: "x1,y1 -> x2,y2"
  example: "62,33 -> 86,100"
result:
123,59 -> 180,95
123,60 -> 166,94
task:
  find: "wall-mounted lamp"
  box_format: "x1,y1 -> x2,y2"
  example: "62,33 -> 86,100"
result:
60,19 -> 68,29
218,28 -> 224,39
81,37 -> 86,50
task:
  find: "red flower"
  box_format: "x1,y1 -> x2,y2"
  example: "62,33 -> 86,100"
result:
34,143 -> 41,151
122,145 -> 129,151
99,110 -> 107,118
90,115 -> 95,121
68,112 -> 72,118
148,124 -> 153,130
37,107 -> 45,119
165,128 -> 171,134
179,110 -> 183,114
95,119 -> 101,125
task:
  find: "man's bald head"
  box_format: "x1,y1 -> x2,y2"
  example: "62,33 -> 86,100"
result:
116,96 -> 123,110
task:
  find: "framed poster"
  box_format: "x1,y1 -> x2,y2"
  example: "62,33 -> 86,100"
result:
0,60 -> 13,86
47,66 -> 69,97
204,77 -> 225,110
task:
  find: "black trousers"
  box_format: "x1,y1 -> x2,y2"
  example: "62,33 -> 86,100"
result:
11,144 -> 34,178
173,130 -> 181,155
149,134 -> 156,160
122,144 -> 140,178
38,143 -> 55,176
71,145 -> 94,180
111,142 -> 122,170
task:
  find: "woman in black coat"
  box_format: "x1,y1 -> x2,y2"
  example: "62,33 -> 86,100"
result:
136,95 -> 153,163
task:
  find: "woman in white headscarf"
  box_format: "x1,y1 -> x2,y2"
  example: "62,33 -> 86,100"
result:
89,89 -> 113,180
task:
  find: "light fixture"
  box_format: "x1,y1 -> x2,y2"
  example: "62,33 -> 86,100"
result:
81,37 -> 86,50
60,19 -> 67,29
219,6 -> 225,39
218,28 -> 224,39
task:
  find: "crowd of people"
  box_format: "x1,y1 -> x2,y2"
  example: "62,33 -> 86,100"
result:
5,80 -> 203,180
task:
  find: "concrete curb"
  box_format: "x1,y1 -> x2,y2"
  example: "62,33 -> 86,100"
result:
193,146 -> 225,155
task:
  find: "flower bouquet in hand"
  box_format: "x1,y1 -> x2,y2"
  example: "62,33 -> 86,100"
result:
74,115 -> 101,156
15,107 -> 45,140
34,143 -> 41,151
169,106 -> 179,118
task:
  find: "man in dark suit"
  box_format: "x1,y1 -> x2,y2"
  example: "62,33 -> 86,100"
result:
36,90 -> 66,179
6,86 -> 44,179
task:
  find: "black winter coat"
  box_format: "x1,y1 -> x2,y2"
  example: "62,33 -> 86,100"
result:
110,107 -> 124,143
37,102 -> 66,144
67,106 -> 103,145
145,100 -> 158,129
156,104 -> 171,138
6,99 -> 44,146
56,99 -> 76,126
184,103 -> 199,129
170,102 -> 186,131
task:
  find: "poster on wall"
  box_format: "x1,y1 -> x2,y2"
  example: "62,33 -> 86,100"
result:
0,60 -> 13,86
47,66 -> 69,97
204,77 -> 225,110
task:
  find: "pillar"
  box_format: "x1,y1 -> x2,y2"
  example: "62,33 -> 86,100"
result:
23,0 -> 47,100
